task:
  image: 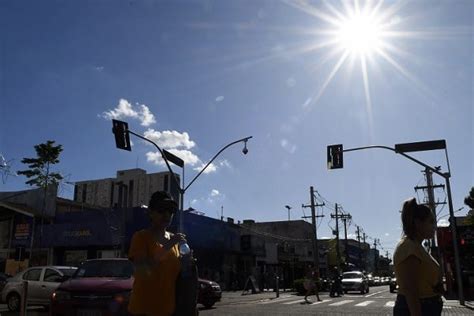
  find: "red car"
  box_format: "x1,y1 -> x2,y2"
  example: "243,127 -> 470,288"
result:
50,258 -> 221,315
50,258 -> 133,316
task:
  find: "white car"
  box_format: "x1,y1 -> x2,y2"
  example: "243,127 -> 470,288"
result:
341,271 -> 369,294
1,265 -> 77,311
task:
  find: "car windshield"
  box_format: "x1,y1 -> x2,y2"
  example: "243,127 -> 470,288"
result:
73,261 -> 133,278
343,273 -> 362,279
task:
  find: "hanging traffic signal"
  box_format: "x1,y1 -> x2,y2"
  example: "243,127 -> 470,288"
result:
112,119 -> 132,151
327,144 -> 344,169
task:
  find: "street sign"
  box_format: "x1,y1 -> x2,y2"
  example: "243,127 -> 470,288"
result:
327,144 -> 343,169
112,119 -> 131,151
394,140 -> 446,153
163,149 -> 184,168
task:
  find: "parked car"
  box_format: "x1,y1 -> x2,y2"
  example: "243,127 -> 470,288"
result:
198,278 -> 221,308
50,258 -> 134,316
341,271 -> 369,294
51,258 -> 219,315
0,266 -> 76,312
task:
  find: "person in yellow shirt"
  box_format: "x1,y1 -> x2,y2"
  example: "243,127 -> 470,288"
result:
127,191 -> 186,316
393,198 -> 444,316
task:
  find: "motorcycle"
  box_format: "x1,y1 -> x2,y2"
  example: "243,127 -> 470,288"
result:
329,279 -> 344,297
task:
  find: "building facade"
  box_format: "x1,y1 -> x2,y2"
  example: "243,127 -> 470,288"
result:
73,169 -> 180,208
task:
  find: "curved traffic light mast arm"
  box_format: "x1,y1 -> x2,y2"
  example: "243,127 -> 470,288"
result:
343,145 -> 449,179
184,136 -> 253,192
127,130 -> 183,193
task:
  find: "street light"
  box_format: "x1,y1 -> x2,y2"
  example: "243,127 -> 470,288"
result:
112,119 -> 253,232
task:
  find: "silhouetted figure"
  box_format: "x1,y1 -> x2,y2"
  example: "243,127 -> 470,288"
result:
393,198 -> 443,316
304,265 -> 321,303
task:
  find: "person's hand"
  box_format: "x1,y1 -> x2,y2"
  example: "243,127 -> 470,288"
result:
166,233 -> 187,249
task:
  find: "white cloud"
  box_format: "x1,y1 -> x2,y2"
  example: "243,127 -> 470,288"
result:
281,139 -> 297,154
385,233 -> 390,237
219,159 -> 232,169
143,129 -> 195,149
102,99 -> 156,126
139,104 -> 156,127
194,162 -> 217,174
146,149 -> 200,166
211,189 -> 220,197
215,96 -> 225,102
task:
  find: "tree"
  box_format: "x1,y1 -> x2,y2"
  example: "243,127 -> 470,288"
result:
464,187 -> 474,226
17,140 -> 63,188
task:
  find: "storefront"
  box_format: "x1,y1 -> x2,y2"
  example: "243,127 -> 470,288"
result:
41,207 -> 122,267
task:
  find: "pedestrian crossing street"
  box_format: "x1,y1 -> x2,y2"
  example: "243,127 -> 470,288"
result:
257,295 -> 453,310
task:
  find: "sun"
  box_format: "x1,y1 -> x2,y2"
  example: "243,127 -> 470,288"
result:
336,12 -> 383,56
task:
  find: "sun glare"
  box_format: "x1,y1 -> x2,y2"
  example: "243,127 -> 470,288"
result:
336,13 -> 382,56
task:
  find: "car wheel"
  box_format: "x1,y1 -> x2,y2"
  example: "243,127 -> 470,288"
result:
7,292 -> 20,312
360,287 -> 365,294
366,286 -> 369,294
203,301 -> 215,309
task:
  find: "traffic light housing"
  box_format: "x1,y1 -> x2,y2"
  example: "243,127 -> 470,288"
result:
112,119 -> 132,151
328,144 -> 344,169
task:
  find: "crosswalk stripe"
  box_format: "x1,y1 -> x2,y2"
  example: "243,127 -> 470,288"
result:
258,296 -> 294,304
385,301 -> 395,307
283,299 -> 306,305
328,300 -> 354,306
310,299 -> 332,305
355,300 -> 375,306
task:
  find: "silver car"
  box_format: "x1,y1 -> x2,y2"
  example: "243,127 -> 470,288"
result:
341,271 -> 369,294
1,265 -> 77,311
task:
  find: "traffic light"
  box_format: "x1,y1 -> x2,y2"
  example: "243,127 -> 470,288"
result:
327,144 -> 343,169
112,119 -> 131,151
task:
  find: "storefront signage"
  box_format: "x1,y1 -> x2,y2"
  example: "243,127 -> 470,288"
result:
14,223 -> 30,240
63,229 -> 92,238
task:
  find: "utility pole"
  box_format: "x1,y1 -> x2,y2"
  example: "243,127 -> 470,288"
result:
341,213 -> 352,267
331,204 -> 341,270
356,226 -> 362,270
362,232 -> 367,271
373,238 -> 379,274
302,186 -> 325,275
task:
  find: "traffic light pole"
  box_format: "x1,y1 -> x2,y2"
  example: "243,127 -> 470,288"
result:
338,143 -> 464,305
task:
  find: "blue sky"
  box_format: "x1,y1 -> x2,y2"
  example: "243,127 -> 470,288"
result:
1,0 -> 472,257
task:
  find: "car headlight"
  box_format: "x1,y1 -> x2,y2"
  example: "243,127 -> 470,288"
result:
52,290 -> 71,301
